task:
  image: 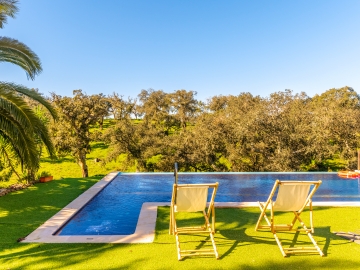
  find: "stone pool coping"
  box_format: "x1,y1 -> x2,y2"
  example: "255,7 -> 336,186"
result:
23,172 -> 360,244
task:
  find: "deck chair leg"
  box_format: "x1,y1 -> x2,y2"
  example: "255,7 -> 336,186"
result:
255,203 -> 265,230
309,201 -> 314,233
203,210 -> 219,259
209,232 -> 219,259
295,214 -> 324,257
175,233 -> 182,260
170,206 -> 177,235
255,202 -> 272,230
288,212 -> 297,230
306,231 -> 324,256
273,232 -> 287,257
169,207 -> 173,235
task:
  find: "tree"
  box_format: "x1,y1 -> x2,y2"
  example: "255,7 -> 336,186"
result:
207,95 -> 229,112
158,112 -> 230,172
51,90 -> 110,177
221,93 -> 266,171
170,89 -> 198,129
108,93 -> 134,120
104,119 -> 165,172
138,89 -> 172,126
308,87 -> 360,170
102,87 -> 360,173
258,90 -> 312,171
0,1 -> 56,181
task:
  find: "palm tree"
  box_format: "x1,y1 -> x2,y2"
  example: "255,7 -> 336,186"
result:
0,1 -> 42,79
0,0 -> 57,180
0,0 -> 18,29
0,36 -> 42,80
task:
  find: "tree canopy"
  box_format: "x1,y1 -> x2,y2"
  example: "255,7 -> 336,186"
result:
99,87 -> 360,173
51,90 -> 110,177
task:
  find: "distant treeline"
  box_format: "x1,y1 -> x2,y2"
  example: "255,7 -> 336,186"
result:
101,86 -> 360,172
49,86 -> 360,174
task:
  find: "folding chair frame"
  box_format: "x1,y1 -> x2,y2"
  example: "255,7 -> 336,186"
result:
255,180 -> 324,257
169,183 -> 219,260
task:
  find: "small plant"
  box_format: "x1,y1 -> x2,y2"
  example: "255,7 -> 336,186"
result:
37,171 -> 53,183
38,171 -> 51,178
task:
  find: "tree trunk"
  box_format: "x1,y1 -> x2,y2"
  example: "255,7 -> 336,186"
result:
78,150 -> 89,177
3,148 -> 22,181
27,169 -> 36,183
38,144 -> 43,158
99,116 -> 104,130
181,119 -> 187,129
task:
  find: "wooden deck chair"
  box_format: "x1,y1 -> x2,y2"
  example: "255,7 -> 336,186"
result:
255,180 -> 324,257
169,182 -> 219,260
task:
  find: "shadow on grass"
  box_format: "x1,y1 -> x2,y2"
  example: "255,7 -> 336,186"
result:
230,258 -> 360,270
0,177 -> 101,227
91,142 -> 108,150
217,208 -> 347,259
100,120 -> 115,129
155,206 -> 360,268
0,243 -> 148,269
40,156 -> 75,164
155,207 -> 360,264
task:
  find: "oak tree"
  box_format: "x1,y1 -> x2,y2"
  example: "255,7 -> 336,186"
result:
51,90 -> 110,177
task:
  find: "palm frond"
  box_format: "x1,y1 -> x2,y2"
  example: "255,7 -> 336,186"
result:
0,36 -> 42,80
0,82 -> 58,120
0,98 -> 39,166
0,86 -> 38,131
0,83 -> 59,171
0,135 -> 21,180
0,0 -> 18,29
0,116 -> 39,170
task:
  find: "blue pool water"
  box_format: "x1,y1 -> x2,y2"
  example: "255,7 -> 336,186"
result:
57,172 -> 360,236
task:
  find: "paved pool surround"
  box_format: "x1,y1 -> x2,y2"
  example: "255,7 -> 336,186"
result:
23,172 -> 360,244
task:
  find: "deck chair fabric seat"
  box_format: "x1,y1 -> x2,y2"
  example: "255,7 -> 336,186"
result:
169,183 -> 219,260
273,184 -> 311,211
175,187 -> 208,212
255,180 -> 324,257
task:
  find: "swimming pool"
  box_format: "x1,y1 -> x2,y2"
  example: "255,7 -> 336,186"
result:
56,172 -> 360,236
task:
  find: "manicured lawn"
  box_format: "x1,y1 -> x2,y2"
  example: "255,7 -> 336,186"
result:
1,177 -> 360,269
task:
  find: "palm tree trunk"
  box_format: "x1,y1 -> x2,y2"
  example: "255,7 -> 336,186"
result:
2,148 -> 21,181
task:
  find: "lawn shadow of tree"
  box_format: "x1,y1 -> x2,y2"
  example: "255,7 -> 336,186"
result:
0,243 -> 148,269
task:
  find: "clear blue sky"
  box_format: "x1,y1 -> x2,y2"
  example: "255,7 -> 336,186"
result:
0,0 -> 359,101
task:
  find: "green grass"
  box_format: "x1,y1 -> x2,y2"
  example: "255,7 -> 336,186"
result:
37,142 -> 128,180
0,144 -> 131,189
0,177 -> 360,269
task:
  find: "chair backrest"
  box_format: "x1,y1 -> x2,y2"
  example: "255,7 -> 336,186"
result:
172,183 -> 218,212
176,186 -> 208,212
272,181 -> 321,211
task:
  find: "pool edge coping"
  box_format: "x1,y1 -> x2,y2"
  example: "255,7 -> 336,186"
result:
23,172 -> 360,244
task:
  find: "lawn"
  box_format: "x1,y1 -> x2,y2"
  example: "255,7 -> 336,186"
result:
1,176 -> 360,269
0,141 -> 131,189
